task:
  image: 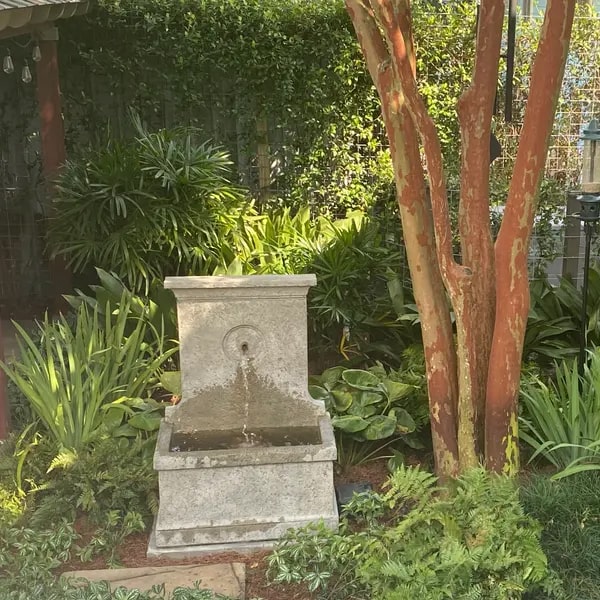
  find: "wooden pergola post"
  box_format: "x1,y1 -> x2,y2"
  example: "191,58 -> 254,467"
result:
35,26 -> 71,312
0,319 -> 8,440
0,3 -> 89,440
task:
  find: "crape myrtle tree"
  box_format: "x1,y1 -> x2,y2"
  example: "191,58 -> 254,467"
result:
345,0 -> 575,477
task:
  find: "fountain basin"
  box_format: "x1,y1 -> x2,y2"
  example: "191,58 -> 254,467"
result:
148,275 -> 339,557
149,416 -> 338,555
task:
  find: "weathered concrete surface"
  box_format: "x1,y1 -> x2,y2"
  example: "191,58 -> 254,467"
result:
152,275 -> 338,557
62,563 -> 245,598
163,275 -> 324,431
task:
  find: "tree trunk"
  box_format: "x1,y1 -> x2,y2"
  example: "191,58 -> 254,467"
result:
346,0 -> 459,477
486,0 -> 576,473
347,0 -> 576,477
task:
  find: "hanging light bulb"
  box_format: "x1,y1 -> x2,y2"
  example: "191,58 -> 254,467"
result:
3,50 -> 14,74
32,43 -> 42,63
21,60 -> 32,84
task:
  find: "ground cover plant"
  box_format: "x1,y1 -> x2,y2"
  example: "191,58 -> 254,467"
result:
522,472 -> 600,600
268,465 -> 560,600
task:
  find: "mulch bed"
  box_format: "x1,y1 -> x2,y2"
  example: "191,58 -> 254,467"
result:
56,459 -> 399,599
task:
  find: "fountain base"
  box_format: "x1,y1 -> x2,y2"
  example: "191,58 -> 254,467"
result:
149,417 -> 338,557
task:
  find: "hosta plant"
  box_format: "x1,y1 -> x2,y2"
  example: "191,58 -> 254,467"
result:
309,360 -> 428,467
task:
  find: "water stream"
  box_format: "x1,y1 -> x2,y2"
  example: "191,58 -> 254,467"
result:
239,350 -> 252,444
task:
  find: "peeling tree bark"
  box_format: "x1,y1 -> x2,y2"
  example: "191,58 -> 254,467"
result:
346,0 -> 575,476
346,0 -> 459,477
486,0 -> 576,474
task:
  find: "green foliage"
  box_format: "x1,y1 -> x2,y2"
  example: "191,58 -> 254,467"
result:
58,580 -> 239,599
522,472 -> 600,600
57,0 -> 481,216
311,351 -> 428,468
520,352 -> 600,479
268,466 -> 557,600
0,483 -> 24,526
1,298 -> 176,451
311,364 -> 422,436
31,437 -> 157,527
0,519 -> 78,593
234,206 -> 358,276
523,264 -> 600,367
66,268 -> 179,357
48,116 -> 248,292
524,279 -> 579,367
305,216 -> 419,366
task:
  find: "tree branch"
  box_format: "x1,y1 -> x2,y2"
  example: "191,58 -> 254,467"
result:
457,0 -> 503,265
371,0 -> 463,288
346,0 -> 459,476
486,0 -> 576,473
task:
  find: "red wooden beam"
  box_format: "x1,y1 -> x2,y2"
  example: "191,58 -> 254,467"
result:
35,27 -> 72,313
0,320 -> 9,440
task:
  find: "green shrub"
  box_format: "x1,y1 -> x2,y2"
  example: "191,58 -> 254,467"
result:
48,115 -> 248,292
1,298 -> 176,451
524,279 -> 579,367
522,472 -> 600,600
520,351 -> 600,479
66,268 -> 179,358
268,466 -> 558,600
0,519 -> 78,593
523,265 -> 600,367
305,216 -> 419,367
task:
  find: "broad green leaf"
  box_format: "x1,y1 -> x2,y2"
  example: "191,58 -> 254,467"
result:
363,415 -> 397,440
331,415 -> 369,433
341,369 -> 380,390
331,390 -> 353,412
360,391 -> 384,406
383,380 -> 414,402
309,385 -> 331,403
347,401 -> 379,418
319,366 -> 346,389
390,407 -> 416,434
128,413 -> 161,431
103,408 -> 125,431
387,274 -> 405,317
111,424 -> 140,438
160,371 -> 181,396
387,449 -> 405,472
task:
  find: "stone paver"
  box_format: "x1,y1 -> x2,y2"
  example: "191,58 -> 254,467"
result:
62,562 -> 245,598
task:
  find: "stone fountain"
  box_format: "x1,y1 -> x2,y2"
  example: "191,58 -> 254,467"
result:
148,274 -> 338,557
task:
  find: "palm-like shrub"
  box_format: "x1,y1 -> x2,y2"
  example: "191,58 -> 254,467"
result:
48,114 -> 248,292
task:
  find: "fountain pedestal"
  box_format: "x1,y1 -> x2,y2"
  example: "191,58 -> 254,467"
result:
148,275 -> 338,557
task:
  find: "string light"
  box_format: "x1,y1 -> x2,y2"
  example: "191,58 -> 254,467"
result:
1,37 -> 41,82
2,50 -> 14,74
21,60 -> 32,84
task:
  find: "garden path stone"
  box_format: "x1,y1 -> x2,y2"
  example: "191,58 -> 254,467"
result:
62,562 -> 245,598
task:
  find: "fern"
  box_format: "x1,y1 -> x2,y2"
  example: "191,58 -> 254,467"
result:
268,466 -> 560,600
